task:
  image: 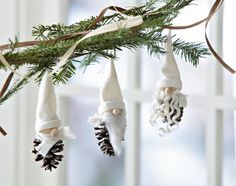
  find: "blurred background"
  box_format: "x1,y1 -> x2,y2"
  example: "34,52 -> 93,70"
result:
0,0 -> 235,186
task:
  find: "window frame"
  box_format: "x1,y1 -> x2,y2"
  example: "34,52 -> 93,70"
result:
57,1 -> 229,186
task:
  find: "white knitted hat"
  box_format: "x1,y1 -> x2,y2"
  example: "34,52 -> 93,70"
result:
99,59 -> 124,112
35,70 -> 61,133
157,30 -> 182,90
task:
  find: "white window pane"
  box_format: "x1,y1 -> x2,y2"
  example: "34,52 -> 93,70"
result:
67,0 -> 128,88
141,105 -> 207,186
223,111 -> 236,186
65,97 -> 124,186
224,1 -> 236,186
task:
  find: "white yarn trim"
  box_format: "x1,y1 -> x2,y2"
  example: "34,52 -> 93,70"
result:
88,107 -> 127,156
99,100 -> 125,114
149,88 -> 187,136
157,78 -> 182,90
35,119 -> 61,133
35,126 -> 76,156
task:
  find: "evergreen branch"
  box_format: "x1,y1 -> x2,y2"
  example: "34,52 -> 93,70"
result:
0,71 -> 36,105
0,0 -> 209,105
173,38 -> 210,66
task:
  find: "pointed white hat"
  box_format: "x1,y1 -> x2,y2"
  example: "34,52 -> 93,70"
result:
35,70 -> 61,133
99,59 -> 124,111
157,30 -> 182,90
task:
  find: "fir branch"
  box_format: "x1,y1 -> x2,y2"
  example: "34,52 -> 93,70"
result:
53,60 -> 77,84
0,0 -> 209,105
0,71 -> 36,105
172,38 -> 210,66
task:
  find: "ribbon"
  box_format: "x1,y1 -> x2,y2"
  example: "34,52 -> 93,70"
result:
0,52 -> 24,77
35,126 -> 76,156
163,0 -> 235,73
0,52 -> 25,100
53,15 -> 143,74
0,0 -> 233,74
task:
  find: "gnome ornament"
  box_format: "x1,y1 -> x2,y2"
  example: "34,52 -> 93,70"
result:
149,30 -> 187,136
32,70 -> 75,171
88,59 -> 126,156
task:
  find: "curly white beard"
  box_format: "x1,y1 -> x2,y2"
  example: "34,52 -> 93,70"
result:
89,109 -> 127,156
149,88 -> 187,136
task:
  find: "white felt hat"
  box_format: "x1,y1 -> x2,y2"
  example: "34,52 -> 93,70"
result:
99,59 -> 124,111
157,30 -> 182,90
35,70 -> 61,133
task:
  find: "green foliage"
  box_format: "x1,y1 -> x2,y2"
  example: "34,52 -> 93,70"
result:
0,0 -> 209,105
173,38 -> 210,66
0,71 -> 35,105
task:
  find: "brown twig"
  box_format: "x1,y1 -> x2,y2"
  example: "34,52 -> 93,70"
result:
0,126 -> 7,136
0,72 -> 14,98
0,31 -> 90,51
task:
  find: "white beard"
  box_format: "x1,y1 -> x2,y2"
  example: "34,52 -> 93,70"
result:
149,88 -> 187,136
88,109 -> 127,156
101,111 -> 126,155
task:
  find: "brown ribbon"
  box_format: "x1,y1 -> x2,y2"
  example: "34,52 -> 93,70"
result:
0,126 -> 7,136
163,0 -> 235,73
0,6 -> 126,100
0,6 -> 126,51
87,6 -> 127,30
0,0 -> 233,73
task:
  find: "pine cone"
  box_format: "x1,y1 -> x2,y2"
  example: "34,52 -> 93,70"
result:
32,139 -> 64,171
162,97 -> 184,125
94,122 -> 115,156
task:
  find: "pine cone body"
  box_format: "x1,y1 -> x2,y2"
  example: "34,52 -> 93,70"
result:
32,139 -> 64,171
94,122 -> 115,156
162,97 -> 184,126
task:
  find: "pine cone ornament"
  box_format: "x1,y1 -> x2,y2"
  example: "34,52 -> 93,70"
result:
88,59 -> 127,156
149,30 -> 187,135
32,139 -> 64,171
94,122 -> 115,156
33,70 -> 75,171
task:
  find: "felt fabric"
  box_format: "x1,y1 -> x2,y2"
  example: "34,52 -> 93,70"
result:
35,70 -> 61,133
88,59 -> 127,155
100,59 -> 123,102
35,127 -> 76,156
149,31 -> 187,135
88,110 -> 126,156
99,100 -> 125,113
157,30 -> 182,90
34,70 -> 75,156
